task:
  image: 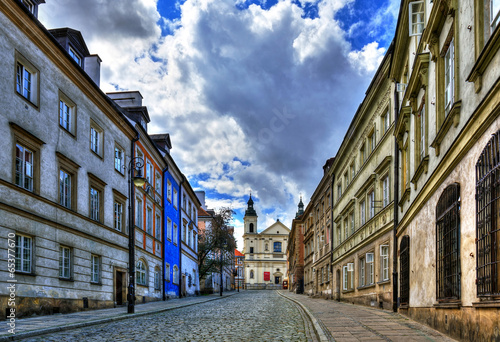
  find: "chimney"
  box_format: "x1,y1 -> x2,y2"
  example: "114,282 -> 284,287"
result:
84,54 -> 102,87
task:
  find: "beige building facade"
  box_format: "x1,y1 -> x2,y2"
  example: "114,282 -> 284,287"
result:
243,196 -> 290,289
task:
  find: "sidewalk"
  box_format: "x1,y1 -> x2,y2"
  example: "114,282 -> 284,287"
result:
279,291 -> 457,342
0,292 -> 238,341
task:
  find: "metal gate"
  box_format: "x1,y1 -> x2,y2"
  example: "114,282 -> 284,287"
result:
476,131 -> 500,296
400,235 -> 410,305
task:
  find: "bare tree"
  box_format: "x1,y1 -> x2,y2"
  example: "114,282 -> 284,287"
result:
198,207 -> 236,281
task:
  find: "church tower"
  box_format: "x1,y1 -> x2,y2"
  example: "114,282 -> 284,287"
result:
295,196 -> 304,218
244,194 -> 258,234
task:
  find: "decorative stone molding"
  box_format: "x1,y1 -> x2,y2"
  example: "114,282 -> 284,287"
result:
410,156 -> 429,190
431,100 -> 462,156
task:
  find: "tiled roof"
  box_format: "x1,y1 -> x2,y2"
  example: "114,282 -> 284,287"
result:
235,249 -> 244,257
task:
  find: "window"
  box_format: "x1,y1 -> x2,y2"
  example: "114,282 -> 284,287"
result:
91,255 -> 100,283
360,200 -> 366,226
249,223 -> 254,233
436,183 -> 461,300
155,172 -> 161,194
59,100 -> 73,133
382,109 -> 390,135
409,1 -> 424,36
146,160 -> 153,185
366,252 -> 374,285
173,189 -> 178,208
183,194 -> 186,209
136,260 -> 147,286
383,176 -> 390,207
59,170 -> 71,209
368,130 -> 376,154
419,104 -> 426,161
21,0 -> 35,14
166,263 -> 171,282
490,0 -> 500,33
188,228 -> 192,248
349,212 -> 355,235
154,267 -> 161,290
380,245 -> 389,281
193,232 -> 197,252
321,267 -> 324,283
344,217 -> 348,240
15,52 -> 39,106
114,146 -> 124,173
477,132 -> 500,296
114,201 -> 123,231
167,180 -> 172,201
360,143 -> 365,165
344,172 -> 349,187
173,265 -> 179,284
59,246 -> 71,279
359,257 -> 365,286
368,191 -> 375,219
15,144 -> 33,191
343,263 -> 354,291
90,121 -> 103,157
173,223 -> 178,245
90,187 -> 101,221
350,163 -> 355,180
146,205 -> 153,235
167,218 -> 172,240
250,247 -> 254,254
15,235 -> 32,273
136,197 -> 143,228
400,236 -> 410,305
250,270 -> 254,279
68,47 -> 82,66
444,39 -> 455,115
182,222 -> 186,242
155,213 -> 161,240
337,184 -> 342,200
274,242 -> 282,253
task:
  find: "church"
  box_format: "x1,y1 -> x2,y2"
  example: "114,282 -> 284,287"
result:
242,195 -> 290,289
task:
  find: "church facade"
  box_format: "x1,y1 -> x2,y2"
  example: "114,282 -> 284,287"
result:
242,196 -> 290,289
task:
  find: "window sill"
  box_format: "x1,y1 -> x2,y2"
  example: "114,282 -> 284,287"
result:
114,168 -> 125,177
15,91 -> 39,111
357,283 -> 376,290
472,300 -> 500,308
433,301 -> 462,309
60,126 -> 76,139
90,282 -> 102,286
59,277 -> 74,282
411,155 -> 429,190
430,100 -> 462,156
467,23 -> 500,92
15,271 -> 36,277
137,284 -> 148,288
377,279 -> 390,285
90,149 -> 104,160
342,289 -> 355,294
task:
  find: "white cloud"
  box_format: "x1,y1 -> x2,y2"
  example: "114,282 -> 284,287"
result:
348,41 -> 386,75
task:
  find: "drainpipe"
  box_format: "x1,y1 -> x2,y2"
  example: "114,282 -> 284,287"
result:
392,83 -> 400,313
162,164 -> 169,301
330,172 -> 335,300
178,176 -> 185,298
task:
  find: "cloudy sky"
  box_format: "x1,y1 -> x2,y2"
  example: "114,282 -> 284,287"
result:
39,0 -> 398,249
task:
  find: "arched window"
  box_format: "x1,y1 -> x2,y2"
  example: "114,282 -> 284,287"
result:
136,259 -> 147,286
250,270 -> 254,279
154,266 -> 161,290
173,265 -> 179,284
265,243 -> 269,251
400,236 -> 410,305
476,131 -> 500,296
249,223 -> 254,233
165,263 -> 171,282
436,183 -> 461,300
274,242 -> 282,253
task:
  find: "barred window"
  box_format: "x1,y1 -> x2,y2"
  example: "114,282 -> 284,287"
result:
476,131 -> 500,296
436,183 -> 461,301
400,236 -> 410,305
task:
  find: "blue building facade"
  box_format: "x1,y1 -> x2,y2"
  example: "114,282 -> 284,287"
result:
163,169 -> 181,298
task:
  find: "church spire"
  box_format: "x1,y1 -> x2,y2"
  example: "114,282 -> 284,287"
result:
295,196 -> 304,218
245,193 -> 257,216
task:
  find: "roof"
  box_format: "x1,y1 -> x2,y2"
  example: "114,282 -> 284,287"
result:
235,249 -> 244,257
198,207 -> 211,217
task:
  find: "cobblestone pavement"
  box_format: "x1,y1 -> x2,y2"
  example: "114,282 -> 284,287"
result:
17,291 -> 318,342
281,291 -> 457,342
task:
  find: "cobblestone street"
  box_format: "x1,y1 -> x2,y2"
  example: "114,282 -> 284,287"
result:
16,291 -> 317,342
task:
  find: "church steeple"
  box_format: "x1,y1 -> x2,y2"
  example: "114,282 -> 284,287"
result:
245,194 -> 257,217
295,196 -> 304,218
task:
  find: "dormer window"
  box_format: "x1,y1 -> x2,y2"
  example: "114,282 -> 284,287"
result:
21,0 -> 35,14
409,1 -> 425,36
69,47 -> 82,66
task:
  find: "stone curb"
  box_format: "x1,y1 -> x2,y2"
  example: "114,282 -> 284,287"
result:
0,292 -> 238,341
277,291 -> 332,342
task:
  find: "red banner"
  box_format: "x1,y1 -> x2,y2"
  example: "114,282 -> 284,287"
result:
264,272 -> 270,281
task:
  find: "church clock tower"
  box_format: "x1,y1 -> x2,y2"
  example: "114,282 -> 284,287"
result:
244,194 -> 258,234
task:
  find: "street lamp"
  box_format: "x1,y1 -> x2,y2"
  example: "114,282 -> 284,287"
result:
220,240 -> 228,296
127,157 -> 145,314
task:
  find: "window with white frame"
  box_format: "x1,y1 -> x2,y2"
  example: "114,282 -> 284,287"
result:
15,54 -> 39,106
59,246 -> 71,279
167,180 -> 172,201
15,235 -> 32,273
59,169 -> 71,209
420,104 -> 426,161
155,213 -> 161,240
173,189 -> 178,208
167,218 -> 172,240
146,205 -> 153,235
155,172 -> 161,194
136,197 -> 143,228
349,211 -> 355,235
166,263 -> 171,282
136,260 -> 147,286
490,0 -> 500,32
154,267 -> 161,290
360,200 -> 366,226
90,122 -> 103,157
173,223 -> 178,245
444,39 -> 455,115
409,1 -> 425,36
382,109 -> 390,135
368,191 -> 375,219
350,163 -> 355,180
146,161 -> 153,185
114,201 -> 123,231
68,47 -> 82,66
114,146 -> 124,173
343,263 -> 354,290
380,245 -> 389,281
90,187 -> 100,221
383,176 -> 390,207
366,252 -> 374,285
59,99 -> 72,133
173,265 -> 179,284
15,143 -> 33,191
360,257 -> 366,286
91,254 -> 100,283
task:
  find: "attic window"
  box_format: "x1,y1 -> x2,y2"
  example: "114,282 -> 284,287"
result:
22,0 -> 35,14
69,48 -> 82,66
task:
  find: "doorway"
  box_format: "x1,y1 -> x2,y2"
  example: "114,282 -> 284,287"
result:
336,269 -> 341,301
115,271 -> 124,305
275,276 -> 280,285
